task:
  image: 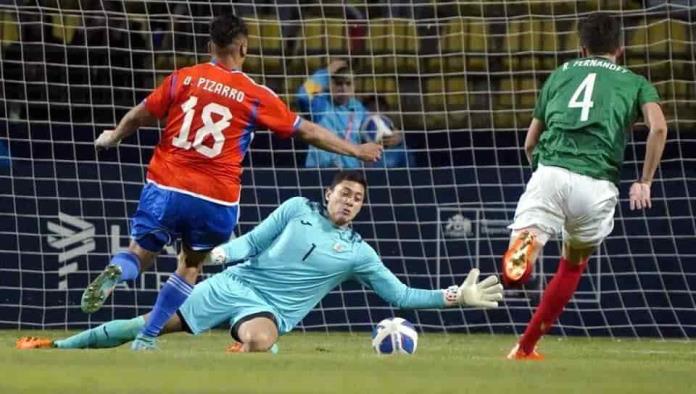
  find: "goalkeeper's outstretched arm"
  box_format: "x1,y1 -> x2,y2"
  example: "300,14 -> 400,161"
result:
353,245 -> 503,309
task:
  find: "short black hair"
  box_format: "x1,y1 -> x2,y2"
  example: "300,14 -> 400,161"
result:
210,14 -> 248,48
329,171 -> 367,194
578,13 -> 622,55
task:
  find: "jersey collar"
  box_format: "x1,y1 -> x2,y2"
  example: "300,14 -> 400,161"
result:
209,59 -> 241,72
586,55 -> 615,64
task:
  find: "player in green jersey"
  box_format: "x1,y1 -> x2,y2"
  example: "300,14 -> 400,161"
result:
502,13 -> 668,360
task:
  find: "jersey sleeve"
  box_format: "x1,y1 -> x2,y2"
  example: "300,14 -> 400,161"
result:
218,197 -> 308,262
352,244 -> 446,309
533,73 -> 553,121
144,71 -> 179,119
637,77 -> 661,107
256,90 -> 302,139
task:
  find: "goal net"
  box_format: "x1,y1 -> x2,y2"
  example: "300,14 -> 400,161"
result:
1,0 -> 694,338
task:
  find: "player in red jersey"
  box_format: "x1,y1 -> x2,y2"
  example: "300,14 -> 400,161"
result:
80,14 -> 382,350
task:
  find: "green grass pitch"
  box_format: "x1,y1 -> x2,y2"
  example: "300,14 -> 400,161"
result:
2,330 -> 695,393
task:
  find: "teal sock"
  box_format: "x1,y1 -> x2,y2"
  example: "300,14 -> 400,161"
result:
55,316 -> 145,349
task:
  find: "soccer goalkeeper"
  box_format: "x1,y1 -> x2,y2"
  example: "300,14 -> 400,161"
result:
501,13 -> 668,360
17,171 -> 503,352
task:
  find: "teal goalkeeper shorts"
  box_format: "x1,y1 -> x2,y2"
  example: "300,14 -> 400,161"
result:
178,270 -> 289,336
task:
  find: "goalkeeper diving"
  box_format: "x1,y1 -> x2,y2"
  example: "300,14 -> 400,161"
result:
17,171 -> 503,352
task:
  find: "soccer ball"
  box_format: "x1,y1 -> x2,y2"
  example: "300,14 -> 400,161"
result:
361,114 -> 394,143
371,317 -> 418,355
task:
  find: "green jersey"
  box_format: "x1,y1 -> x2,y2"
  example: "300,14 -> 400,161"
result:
532,56 -> 660,184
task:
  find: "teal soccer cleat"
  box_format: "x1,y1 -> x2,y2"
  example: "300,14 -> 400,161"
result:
80,264 -> 122,313
131,334 -> 157,351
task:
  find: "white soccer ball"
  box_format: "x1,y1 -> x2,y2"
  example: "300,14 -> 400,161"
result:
362,114 -> 394,143
371,317 -> 418,355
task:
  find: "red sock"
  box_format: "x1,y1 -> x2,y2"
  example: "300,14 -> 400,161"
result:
518,257 -> 588,354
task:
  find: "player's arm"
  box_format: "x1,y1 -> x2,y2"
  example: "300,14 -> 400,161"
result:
524,118 -> 544,165
629,102 -> 668,210
207,197 -> 306,264
95,71 -> 177,150
524,72 -> 554,165
296,120 -> 383,163
94,103 -> 158,150
352,245 -> 503,309
256,89 -> 383,163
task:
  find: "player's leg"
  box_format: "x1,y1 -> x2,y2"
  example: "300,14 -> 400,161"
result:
228,313 -> 279,353
509,172 -> 618,360
54,316 -> 147,349
17,313 -> 185,350
502,227 -> 550,286
172,269 -> 281,353
81,183 -> 173,313
502,165 -> 565,287
509,243 -> 594,360
16,317 -> 145,350
132,193 -> 239,350
80,241 -> 159,314
132,246 -> 207,350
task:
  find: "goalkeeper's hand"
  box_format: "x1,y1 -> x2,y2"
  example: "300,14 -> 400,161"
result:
95,129 -> 122,150
444,268 -> 504,308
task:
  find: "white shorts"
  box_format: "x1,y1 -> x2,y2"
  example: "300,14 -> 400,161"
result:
509,165 -> 619,247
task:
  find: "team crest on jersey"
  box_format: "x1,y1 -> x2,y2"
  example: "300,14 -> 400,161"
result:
333,242 -> 347,253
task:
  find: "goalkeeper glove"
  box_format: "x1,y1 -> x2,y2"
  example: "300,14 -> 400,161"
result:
95,129 -> 122,150
203,246 -> 228,266
444,268 -> 504,308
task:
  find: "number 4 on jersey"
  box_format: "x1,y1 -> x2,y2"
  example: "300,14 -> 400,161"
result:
568,73 -> 597,122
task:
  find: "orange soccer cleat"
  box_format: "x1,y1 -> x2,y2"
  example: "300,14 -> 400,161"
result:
506,344 -> 544,361
225,342 -> 245,353
16,336 -> 54,350
501,230 -> 537,287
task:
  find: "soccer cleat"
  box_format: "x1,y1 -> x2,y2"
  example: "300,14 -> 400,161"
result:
225,342 -> 279,354
131,334 -> 157,351
506,343 -> 544,361
16,336 -> 54,350
501,230 -> 537,287
225,342 -> 245,353
81,264 -> 122,313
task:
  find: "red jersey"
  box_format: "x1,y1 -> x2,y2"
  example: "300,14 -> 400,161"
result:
143,61 -> 301,205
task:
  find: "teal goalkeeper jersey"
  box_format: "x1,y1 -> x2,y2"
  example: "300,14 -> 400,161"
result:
222,197 -> 446,330
532,56 -> 660,185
